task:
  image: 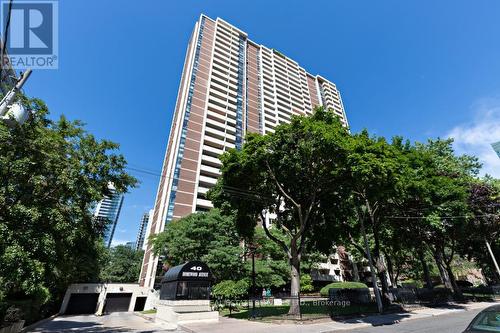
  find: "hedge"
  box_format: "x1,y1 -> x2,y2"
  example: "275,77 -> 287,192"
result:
320,282 -> 368,296
401,279 -> 424,288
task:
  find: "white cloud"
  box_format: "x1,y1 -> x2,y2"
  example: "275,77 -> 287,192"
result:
446,97 -> 500,178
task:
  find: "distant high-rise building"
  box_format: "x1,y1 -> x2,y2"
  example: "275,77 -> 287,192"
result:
139,14 -> 349,288
94,183 -> 124,248
492,141 -> 500,158
125,241 -> 136,249
135,210 -> 152,251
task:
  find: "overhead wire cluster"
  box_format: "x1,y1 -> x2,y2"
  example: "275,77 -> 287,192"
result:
0,0 -> 14,80
125,164 -> 499,219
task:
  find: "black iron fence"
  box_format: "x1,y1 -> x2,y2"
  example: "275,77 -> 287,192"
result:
389,285 -> 500,304
461,285 -> 500,301
211,295 -> 378,320
211,285 -> 500,320
389,287 -> 453,305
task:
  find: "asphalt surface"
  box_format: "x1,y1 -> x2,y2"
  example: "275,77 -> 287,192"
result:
28,306 -> 486,333
28,312 -> 183,333
339,308 -> 481,333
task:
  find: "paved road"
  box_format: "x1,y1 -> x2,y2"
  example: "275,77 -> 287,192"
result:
29,312 -> 184,333
28,306 -> 488,333
339,308 -> 480,333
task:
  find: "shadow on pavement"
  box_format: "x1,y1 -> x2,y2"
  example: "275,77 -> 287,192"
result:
29,315 -> 159,333
340,312 -> 413,327
425,303 -> 467,309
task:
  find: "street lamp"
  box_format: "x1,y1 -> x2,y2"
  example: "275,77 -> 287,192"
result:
247,243 -> 257,319
0,69 -> 32,127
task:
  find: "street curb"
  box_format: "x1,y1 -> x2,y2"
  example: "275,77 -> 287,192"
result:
133,312 -> 156,323
21,313 -> 59,333
178,324 -> 197,333
325,302 -> 497,332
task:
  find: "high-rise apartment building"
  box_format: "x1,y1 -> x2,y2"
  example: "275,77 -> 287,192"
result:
125,241 -> 136,249
94,183 -> 124,248
135,210 -> 152,251
140,14 -> 348,288
492,141 -> 500,158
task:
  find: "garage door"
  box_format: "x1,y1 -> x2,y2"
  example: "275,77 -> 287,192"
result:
134,296 -> 147,311
104,293 -> 132,313
65,293 -> 99,315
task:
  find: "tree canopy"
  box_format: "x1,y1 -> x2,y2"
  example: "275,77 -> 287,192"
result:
209,106 -> 351,315
150,209 -> 290,288
0,97 -> 136,322
100,245 -> 144,283
150,209 -> 246,282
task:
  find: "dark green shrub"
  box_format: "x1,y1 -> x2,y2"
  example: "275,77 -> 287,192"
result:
320,282 -> 368,297
401,279 -> 424,288
3,307 -> 23,323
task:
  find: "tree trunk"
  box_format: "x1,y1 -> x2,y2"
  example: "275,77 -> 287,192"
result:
386,254 -> 395,287
288,244 -> 301,316
444,259 -> 463,298
433,251 -> 453,289
352,261 -> 360,282
374,256 -> 391,306
418,248 -> 433,289
372,235 -> 391,306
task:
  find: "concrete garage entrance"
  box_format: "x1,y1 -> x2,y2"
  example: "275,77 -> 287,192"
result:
104,293 -> 132,313
60,283 -> 154,315
65,293 -> 99,315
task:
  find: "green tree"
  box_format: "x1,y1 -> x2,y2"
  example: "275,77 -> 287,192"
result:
390,139 -> 480,295
100,245 -> 144,283
460,178 -> 500,283
209,107 -> 350,316
300,274 -> 314,293
343,131 -> 404,305
150,209 -> 246,282
247,227 -> 289,289
212,280 -> 249,300
0,98 -> 136,321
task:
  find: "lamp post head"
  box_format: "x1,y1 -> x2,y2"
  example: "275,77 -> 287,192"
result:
1,102 -> 30,127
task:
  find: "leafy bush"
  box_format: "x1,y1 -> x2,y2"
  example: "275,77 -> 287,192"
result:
3,307 -> 23,323
300,274 -> 314,293
320,281 -> 368,296
212,280 -> 249,300
401,279 -> 424,288
434,284 -> 447,289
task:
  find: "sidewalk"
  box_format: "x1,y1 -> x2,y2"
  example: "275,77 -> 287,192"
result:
180,302 -> 497,333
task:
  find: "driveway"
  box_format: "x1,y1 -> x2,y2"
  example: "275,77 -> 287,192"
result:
28,312 -> 185,333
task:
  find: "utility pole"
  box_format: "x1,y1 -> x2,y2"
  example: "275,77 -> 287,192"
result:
360,217 -> 383,313
0,69 -> 32,126
485,239 -> 500,278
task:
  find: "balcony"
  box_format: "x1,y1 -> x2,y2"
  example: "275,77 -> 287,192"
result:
200,163 -> 221,177
199,175 -> 217,186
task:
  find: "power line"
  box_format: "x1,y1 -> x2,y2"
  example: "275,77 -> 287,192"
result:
0,0 -> 13,80
125,166 -> 163,178
124,165 -> 500,215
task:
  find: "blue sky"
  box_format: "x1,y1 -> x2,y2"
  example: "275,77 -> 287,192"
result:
21,0 -> 500,244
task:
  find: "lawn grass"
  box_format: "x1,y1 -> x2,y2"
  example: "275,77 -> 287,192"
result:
220,301 -> 378,321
